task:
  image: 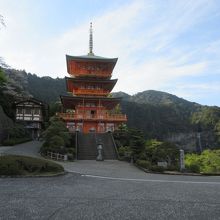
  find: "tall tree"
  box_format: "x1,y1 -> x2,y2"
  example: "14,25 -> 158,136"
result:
0,15 -> 8,68
0,14 -> 5,29
0,67 -> 6,85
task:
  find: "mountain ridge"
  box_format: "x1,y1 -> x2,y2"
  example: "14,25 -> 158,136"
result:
1,68 -> 220,150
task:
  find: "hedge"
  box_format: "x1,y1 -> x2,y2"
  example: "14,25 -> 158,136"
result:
0,155 -> 64,176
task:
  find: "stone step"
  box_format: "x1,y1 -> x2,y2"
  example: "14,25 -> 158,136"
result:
77,132 -> 117,160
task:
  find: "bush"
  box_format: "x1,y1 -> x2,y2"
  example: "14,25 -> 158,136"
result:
167,165 -> 179,171
186,163 -> 200,173
0,163 -> 22,175
118,146 -> 132,161
2,139 -> 15,146
67,148 -> 75,157
185,150 -> 220,174
136,160 -> 151,169
0,155 -> 64,176
145,140 -> 179,166
150,165 -> 165,173
40,116 -> 71,156
49,135 -> 65,148
118,146 -> 125,157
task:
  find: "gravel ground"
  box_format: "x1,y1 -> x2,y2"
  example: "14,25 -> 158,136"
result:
0,173 -> 220,220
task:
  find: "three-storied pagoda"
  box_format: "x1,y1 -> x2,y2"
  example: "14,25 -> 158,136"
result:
59,23 -> 127,133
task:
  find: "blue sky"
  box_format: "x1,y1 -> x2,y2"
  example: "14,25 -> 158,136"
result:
0,0 -> 220,106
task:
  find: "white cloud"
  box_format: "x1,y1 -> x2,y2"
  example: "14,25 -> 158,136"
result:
0,0 -> 220,105
165,81 -> 220,105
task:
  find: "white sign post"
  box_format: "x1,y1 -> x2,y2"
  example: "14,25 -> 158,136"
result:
179,149 -> 185,172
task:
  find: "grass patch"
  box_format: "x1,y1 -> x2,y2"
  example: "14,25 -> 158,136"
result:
0,155 -> 64,176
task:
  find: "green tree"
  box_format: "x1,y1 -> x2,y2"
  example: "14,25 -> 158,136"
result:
42,116 -> 70,147
214,121 -> 220,144
113,127 -> 145,159
128,129 -> 145,159
191,107 -> 220,130
145,139 -> 179,165
0,68 -> 6,85
49,101 -> 62,117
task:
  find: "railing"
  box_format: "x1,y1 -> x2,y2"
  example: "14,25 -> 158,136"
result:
73,73 -> 111,78
47,152 -> 67,161
75,132 -> 78,161
74,89 -> 109,96
110,132 -> 119,159
58,112 -> 127,121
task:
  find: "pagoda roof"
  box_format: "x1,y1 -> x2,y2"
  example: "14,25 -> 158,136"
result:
60,95 -> 121,109
65,77 -> 117,92
66,54 -> 118,63
65,77 -> 118,83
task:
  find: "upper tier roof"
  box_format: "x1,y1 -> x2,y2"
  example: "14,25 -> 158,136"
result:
60,95 -> 121,109
66,54 -> 118,63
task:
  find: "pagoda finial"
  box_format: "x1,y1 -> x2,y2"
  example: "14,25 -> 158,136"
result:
88,22 -> 94,56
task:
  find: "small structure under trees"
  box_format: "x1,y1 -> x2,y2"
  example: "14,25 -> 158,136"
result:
15,98 -> 48,139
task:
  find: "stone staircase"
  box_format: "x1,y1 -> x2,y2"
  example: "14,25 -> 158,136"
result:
77,133 -> 97,160
77,132 -> 117,160
96,133 -> 117,160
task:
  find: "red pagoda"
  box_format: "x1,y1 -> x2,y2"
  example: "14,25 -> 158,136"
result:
59,23 -> 127,133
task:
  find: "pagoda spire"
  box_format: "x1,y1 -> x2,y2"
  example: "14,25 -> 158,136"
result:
88,22 -> 94,56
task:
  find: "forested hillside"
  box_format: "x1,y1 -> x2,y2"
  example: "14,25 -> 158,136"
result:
27,74 -> 67,103
112,90 -> 201,137
1,67 -> 220,150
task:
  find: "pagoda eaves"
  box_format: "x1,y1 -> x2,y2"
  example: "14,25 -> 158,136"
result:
59,23 -> 127,133
65,77 -> 118,96
66,54 -> 117,78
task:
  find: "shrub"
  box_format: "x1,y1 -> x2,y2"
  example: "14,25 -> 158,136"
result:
118,146 -> 132,161
136,160 -> 151,169
167,165 -> 179,171
186,163 -> 200,173
0,163 -> 22,175
49,135 -> 65,148
2,139 -> 15,146
185,150 -> 220,173
0,155 -> 64,175
150,165 -> 165,173
118,146 -> 125,157
67,148 -> 75,156
145,140 -> 179,166
40,116 -> 71,156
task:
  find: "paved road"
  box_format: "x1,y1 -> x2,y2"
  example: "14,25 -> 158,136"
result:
60,160 -> 149,179
1,141 -> 220,219
0,141 -> 42,158
0,173 -> 220,220
0,146 -> 12,155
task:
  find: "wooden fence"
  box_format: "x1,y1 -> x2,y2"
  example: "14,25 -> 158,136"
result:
47,151 -> 68,161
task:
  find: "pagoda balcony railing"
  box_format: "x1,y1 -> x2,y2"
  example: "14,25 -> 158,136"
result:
73,73 -> 111,78
73,89 -> 109,96
58,112 -> 127,121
